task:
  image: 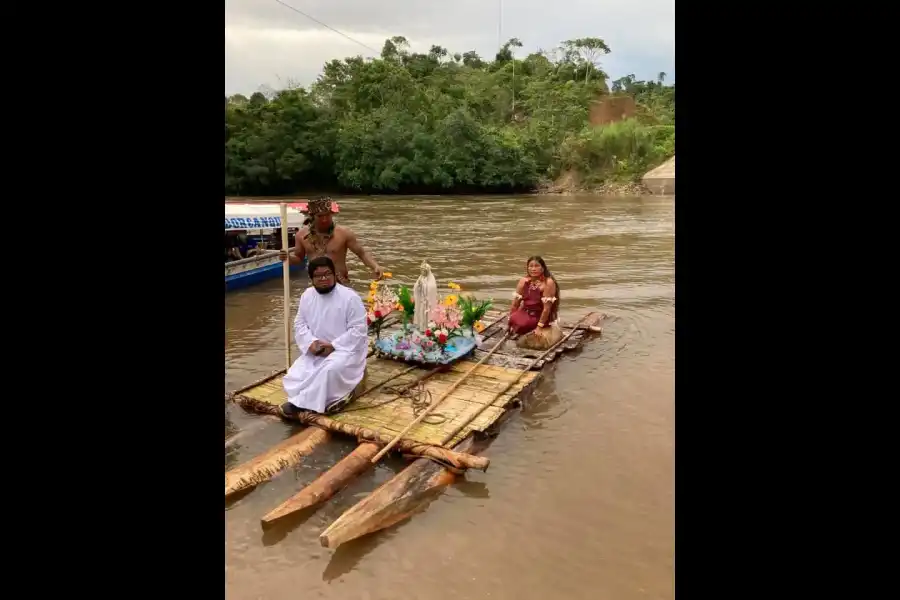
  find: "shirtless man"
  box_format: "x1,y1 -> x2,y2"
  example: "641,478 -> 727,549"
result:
278,196 -> 384,286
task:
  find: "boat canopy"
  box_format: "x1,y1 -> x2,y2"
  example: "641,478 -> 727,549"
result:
224,203 -> 306,232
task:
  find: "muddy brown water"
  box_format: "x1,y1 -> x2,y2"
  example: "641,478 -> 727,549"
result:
225,195 -> 674,600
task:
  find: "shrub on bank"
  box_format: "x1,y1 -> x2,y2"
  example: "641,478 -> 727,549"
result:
556,119 -> 675,187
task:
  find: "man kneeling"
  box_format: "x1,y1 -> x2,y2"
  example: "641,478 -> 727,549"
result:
280,256 -> 368,417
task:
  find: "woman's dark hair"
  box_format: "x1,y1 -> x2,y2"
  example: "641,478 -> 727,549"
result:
526,256 -> 561,310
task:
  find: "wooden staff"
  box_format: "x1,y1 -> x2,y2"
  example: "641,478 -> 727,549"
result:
370,332 -> 510,464
280,203 -> 292,371
439,315 -> 594,446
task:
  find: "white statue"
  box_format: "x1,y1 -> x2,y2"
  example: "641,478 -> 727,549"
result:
413,260 -> 439,330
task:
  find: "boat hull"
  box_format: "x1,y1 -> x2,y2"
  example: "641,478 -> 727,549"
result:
225,254 -> 306,292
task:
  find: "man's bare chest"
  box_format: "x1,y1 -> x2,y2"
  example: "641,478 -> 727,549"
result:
302,233 -> 345,258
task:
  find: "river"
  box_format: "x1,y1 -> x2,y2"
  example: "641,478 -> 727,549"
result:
225,195 -> 674,600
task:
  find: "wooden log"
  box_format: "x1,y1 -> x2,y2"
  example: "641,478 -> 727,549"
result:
225,426 -> 331,498
276,409 -> 489,471
234,395 -> 488,470
319,436 -> 477,549
261,442 -> 380,526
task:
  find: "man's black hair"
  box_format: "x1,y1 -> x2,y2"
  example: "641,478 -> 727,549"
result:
307,255 -> 336,280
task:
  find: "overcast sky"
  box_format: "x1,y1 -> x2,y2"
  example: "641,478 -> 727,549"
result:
225,0 -> 674,96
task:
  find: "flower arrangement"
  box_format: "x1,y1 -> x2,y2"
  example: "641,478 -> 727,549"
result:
365,273 -> 396,340
418,290 -> 462,350
447,281 -> 492,335
373,275 -> 479,365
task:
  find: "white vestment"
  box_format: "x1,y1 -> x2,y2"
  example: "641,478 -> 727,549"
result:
282,284 -> 368,413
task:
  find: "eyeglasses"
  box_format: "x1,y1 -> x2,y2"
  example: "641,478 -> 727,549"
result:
312,272 -> 334,281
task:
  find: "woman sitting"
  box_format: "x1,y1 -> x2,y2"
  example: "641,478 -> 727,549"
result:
508,256 -> 563,350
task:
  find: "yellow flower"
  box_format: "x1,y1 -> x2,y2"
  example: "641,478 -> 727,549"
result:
443,294 -> 459,306
474,320 -> 485,333
448,282 -> 461,290
383,272 -> 393,278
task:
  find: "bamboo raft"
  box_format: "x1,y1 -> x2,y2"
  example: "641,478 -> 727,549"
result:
226,307 -> 605,549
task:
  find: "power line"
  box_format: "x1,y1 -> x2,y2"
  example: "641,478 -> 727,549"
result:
498,0 -> 502,51
273,0 -> 381,55
271,0 -> 517,121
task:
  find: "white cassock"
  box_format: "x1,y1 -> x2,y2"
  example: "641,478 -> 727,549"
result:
282,284 -> 368,412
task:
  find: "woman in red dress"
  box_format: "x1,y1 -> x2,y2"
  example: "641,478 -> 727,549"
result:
508,256 -> 559,339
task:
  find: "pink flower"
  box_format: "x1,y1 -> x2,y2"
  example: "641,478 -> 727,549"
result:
429,306 -> 445,326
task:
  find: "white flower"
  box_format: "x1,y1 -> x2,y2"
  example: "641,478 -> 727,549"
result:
428,321 -> 436,330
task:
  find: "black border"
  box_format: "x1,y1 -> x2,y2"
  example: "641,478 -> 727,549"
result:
674,7 -> 819,597
20,3 -> 224,593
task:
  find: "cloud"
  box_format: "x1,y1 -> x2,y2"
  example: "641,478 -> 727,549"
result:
224,0 -> 674,95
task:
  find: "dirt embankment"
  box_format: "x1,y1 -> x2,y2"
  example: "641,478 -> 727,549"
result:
538,170 -> 652,197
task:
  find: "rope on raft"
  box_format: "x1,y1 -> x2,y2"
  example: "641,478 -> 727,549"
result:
336,373 -> 448,425
409,454 -> 466,474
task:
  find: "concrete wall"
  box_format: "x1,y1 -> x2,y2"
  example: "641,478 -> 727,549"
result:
641,156 -> 675,195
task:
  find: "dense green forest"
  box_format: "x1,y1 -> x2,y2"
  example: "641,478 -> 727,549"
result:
225,36 -> 675,196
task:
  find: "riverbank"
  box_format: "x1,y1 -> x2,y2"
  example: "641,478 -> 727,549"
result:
225,187 -> 655,203
224,167 -> 671,203
536,168 -> 660,196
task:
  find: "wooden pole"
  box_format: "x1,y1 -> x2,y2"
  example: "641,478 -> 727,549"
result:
439,315 -> 596,446
370,332 -> 510,464
280,203 -> 291,371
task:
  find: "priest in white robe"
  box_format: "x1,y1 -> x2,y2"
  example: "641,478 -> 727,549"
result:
280,256 -> 369,416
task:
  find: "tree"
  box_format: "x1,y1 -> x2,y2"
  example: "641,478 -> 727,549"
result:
494,38 -> 523,64
224,34 -> 674,195
562,37 -> 611,84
